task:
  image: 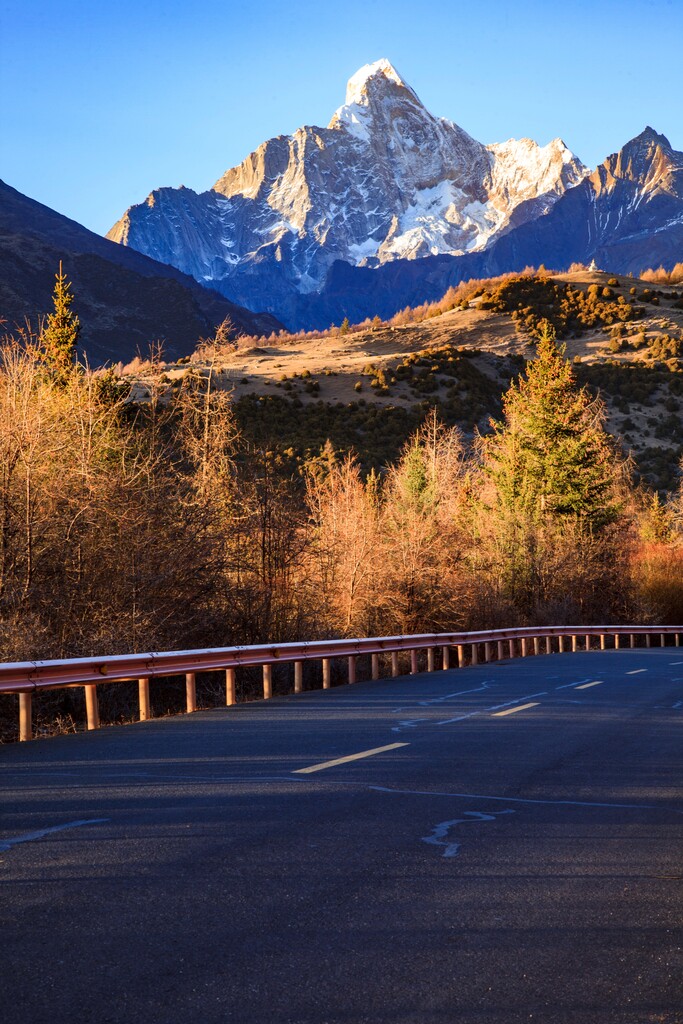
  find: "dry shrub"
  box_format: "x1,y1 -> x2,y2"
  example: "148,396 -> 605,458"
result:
640,262 -> 683,286
632,543 -> 683,623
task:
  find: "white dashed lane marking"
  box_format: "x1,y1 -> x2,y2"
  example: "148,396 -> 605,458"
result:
626,669 -> 648,675
555,678 -> 593,690
492,702 -> 540,718
575,681 -> 603,690
293,742 -> 409,774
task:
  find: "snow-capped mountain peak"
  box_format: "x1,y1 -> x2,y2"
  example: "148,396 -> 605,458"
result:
108,59 -> 590,323
328,57 -> 427,141
343,58 -> 419,106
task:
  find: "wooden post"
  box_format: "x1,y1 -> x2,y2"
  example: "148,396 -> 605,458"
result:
676,634 -> 680,647
185,673 -> 197,713
571,635 -> 578,653
138,677 -> 151,721
322,658 -> 331,689
533,637 -> 540,656
391,651 -> 399,677
457,645 -> 465,668
509,639 -> 515,659
19,692 -> 32,742
294,661 -> 303,694
585,635 -> 590,651
614,634 -> 620,650
262,664 -> 272,699
442,646 -> 450,670
371,653 -> 379,680
226,667 -> 236,706
545,637 -> 552,655
558,635 -> 565,653
630,634 -> 635,648
84,684 -> 100,730
410,650 -> 418,675
600,634 -> 606,651
521,638 -> 527,658
497,640 -> 505,661
348,656 -> 356,685
646,634 -> 651,648
485,642 -> 493,662
427,648 -> 435,672
471,644 -> 478,666
660,633 -> 666,648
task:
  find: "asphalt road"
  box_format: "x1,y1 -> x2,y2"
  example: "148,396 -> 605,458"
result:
1,649 -> 682,1024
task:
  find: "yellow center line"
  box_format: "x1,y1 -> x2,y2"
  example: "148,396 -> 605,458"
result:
575,681 -> 603,690
492,702 -> 540,718
293,742 -> 409,774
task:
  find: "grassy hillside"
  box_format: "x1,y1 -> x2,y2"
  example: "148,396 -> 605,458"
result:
125,268 -> 683,490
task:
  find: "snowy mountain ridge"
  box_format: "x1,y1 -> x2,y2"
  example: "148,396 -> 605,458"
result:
107,59 -> 587,312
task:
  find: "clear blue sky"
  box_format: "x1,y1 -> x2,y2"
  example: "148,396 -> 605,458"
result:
2,0 -> 681,236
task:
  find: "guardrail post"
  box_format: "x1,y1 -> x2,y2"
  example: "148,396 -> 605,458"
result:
85,684 -> 100,730
646,634 -> 651,648
294,661 -> 303,693
496,640 -> 504,660
371,653 -> 379,680
533,637 -> 540,656
521,638 -> 527,658
584,635 -> 590,651
614,634 -> 620,650
571,635 -> 578,653
427,648 -> 434,672
226,667 -> 236,705
630,634 -> 635,648
322,658 -> 331,689
410,650 -> 418,675
508,639 -> 515,659
471,644 -> 478,666
19,692 -> 32,742
263,664 -> 272,699
185,673 -> 197,713
138,677 -> 151,721
600,634 -> 606,651
348,656 -> 356,684
545,637 -> 552,655
660,633 -> 666,648
485,642 -> 493,662
457,645 -> 465,668
442,646 -> 450,670
558,635 -> 565,653
676,634 -> 680,647
391,652 -> 399,677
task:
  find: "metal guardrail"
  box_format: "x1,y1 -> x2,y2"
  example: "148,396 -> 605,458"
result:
1,624 -> 681,742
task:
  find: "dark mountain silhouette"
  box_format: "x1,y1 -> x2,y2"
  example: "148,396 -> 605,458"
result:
0,180 -> 281,364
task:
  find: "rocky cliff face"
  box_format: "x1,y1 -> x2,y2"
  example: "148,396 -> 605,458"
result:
108,60 -> 587,323
471,127 -> 683,278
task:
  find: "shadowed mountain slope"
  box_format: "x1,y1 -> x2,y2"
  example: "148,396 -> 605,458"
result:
0,180 -> 281,364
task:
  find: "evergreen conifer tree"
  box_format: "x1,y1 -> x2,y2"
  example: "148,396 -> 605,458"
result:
479,321 -> 625,614
41,262 -> 80,380
484,321 -> 620,531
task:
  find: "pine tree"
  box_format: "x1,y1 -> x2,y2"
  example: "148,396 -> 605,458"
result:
484,322 -> 621,531
41,262 -> 80,380
478,321 -> 626,616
